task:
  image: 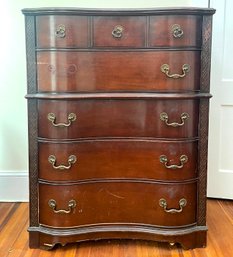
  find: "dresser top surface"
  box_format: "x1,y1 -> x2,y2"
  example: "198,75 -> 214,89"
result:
22,7 -> 216,16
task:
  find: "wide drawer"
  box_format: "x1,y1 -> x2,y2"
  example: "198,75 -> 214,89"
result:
39,181 -> 197,228
37,51 -> 200,92
38,139 -> 198,182
38,99 -> 199,139
36,16 -> 89,48
149,15 -> 202,47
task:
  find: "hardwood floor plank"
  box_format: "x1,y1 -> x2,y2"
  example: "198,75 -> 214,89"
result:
0,200 -> 232,257
6,219 -> 28,257
0,203 -> 20,231
218,200 -> 233,224
191,199 -> 233,257
0,203 -> 28,257
75,242 -> 91,257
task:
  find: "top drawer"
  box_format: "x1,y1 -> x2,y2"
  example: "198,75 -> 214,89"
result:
36,15 -> 202,48
149,15 -> 202,47
36,16 -> 89,48
93,16 -> 146,47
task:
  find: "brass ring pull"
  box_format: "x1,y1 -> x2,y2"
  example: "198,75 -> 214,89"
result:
48,155 -> 77,170
55,24 -> 66,38
48,199 -> 76,214
160,112 -> 189,127
172,24 -> 184,38
159,155 -> 188,169
159,198 -> 187,214
161,64 -> 190,79
47,113 -> 76,127
112,25 -> 124,38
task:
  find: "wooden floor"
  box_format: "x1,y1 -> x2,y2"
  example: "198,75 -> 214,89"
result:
0,199 -> 232,257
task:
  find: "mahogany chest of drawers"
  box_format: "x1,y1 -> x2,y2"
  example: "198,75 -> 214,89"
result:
22,7 -> 215,250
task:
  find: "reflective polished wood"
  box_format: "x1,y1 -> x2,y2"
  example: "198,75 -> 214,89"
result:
93,16 -> 146,47
38,99 -> 199,139
149,15 -> 202,47
38,139 -> 198,181
39,182 -> 197,227
37,51 -> 200,92
36,16 -> 89,48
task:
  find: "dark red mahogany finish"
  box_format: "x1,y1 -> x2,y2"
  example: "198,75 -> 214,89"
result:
93,16 -> 146,47
38,99 -> 199,139
38,139 -> 198,181
36,16 -> 89,48
39,182 -> 197,227
22,7 -> 215,250
149,15 -> 202,47
37,51 -> 200,92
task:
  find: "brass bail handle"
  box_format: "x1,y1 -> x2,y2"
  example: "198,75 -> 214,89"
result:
160,112 -> 189,127
112,25 -> 124,38
159,198 -> 187,214
48,155 -> 77,170
172,24 -> 184,38
47,113 -> 76,127
161,64 -> 190,79
48,199 -> 76,214
55,24 -> 66,38
159,155 -> 188,169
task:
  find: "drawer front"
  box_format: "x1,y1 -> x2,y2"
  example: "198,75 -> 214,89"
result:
93,16 -> 146,47
39,140 -> 198,181
37,51 -> 200,92
36,16 -> 89,48
38,99 -> 198,139
39,182 -> 197,228
149,15 -> 202,47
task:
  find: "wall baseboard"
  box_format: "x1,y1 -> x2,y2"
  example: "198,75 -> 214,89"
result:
0,171 -> 29,202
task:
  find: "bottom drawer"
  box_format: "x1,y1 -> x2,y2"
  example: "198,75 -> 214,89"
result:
39,182 -> 197,228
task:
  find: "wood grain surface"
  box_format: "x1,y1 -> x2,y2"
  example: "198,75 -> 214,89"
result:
39,181 -> 197,227
38,139 -> 198,181
38,99 -> 199,139
37,51 -> 200,92
0,199 -> 232,256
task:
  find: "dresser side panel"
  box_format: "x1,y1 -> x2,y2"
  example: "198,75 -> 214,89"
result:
25,15 -> 37,94
197,14 -> 214,226
197,99 -> 210,226
200,15 -> 213,93
25,15 -> 39,227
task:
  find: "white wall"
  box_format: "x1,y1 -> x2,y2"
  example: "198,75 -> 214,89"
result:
0,0 -> 208,201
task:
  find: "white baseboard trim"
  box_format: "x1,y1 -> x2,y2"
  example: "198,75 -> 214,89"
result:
0,171 -> 29,202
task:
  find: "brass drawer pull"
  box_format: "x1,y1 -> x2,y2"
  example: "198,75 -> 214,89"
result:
159,155 -> 188,169
55,24 -> 66,38
48,155 -> 77,170
159,198 -> 187,213
47,113 -> 76,127
112,25 -> 124,38
48,199 -> 76,214
161,64 -> 190,78
160,112 -> 189,127
172,24 -> 184,38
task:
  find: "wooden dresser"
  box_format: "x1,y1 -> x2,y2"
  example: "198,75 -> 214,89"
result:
22,7 -> 215,250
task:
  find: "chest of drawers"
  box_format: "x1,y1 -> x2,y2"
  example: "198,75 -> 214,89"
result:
22,7 -> 215,250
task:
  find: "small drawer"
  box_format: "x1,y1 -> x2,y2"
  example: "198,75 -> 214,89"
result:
37,51 -> 200,92
38,99 -> 199,139
93,16 -> 146,47
39,182 -> 197,228
38,139 -> 198,182
36,16 -> 89,48
149,15 -> 202,47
